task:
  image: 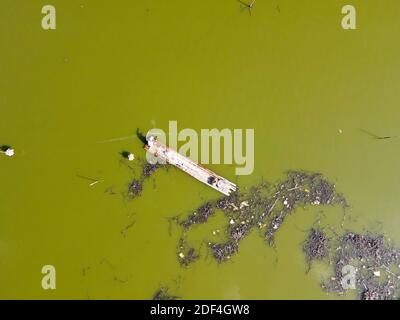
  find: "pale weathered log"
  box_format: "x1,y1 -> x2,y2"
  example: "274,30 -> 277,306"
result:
144,137 -> 236,196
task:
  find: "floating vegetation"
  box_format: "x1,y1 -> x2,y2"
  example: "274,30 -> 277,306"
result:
303,228 -> 328,272
175,171 -> 347,265
303,228 -> 400,300
181,203 -> 214,229
142,162 -> 161,178
124,161 -> 400,300
128,179 -> 143,198
123,160 -> 400,300
104,186 -> 116,195
177,236 -> 199,267
127,162 -> 163,199
152,287 -> 180,300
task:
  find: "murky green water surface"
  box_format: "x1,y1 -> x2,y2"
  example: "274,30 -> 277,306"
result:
1,0 -> 400,299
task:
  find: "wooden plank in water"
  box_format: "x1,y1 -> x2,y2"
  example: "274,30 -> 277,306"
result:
144,137 -> 236,196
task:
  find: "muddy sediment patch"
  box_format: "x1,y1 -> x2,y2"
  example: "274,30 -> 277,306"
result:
177,236 -> 200,267
303,228 -> 328,272
127,179 -> 143,198
181,203 -> 214,229
142,162 -> 162,178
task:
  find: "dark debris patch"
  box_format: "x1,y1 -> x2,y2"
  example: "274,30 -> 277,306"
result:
265,171 -> 347,245
320,232 -> 400,300
179,247 -> 199,267
142,163 -> 161,178
175,171 -> 347,266
152,287 -> 180,300
230,223 -> 250,242
126,161 -> 165,199
303,228 -> 328,272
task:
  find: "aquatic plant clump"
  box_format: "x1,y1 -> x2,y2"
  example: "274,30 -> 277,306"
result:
264,172 -> 347,245
177,236 -> 200,267
176,171 -> 347,265
181,203 -> 214,229
210,241 -> 239,263
324,232 -> 400,300
127,162 -> 163,199
128,179 -> 143,198
142,163 -> 161,178
304,229 -> 400,300
152,287 -> 180,300
303,228 -> 328,271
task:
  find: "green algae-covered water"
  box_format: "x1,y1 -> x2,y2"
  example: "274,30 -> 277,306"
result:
1,0 -> 400,299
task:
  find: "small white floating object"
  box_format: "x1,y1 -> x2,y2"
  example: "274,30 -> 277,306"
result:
178,252 -> 185,259
4,148 -> 14,157
284,199 -> 290,207
240,201 -> 249,209
89,180 -> 102,187
127,153 -> 135,161
229,219 -> 235,225
373,271 -> 381,277
338,128 -> 343,134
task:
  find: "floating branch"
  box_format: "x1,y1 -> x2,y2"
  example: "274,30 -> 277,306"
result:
145,136 -> 236,196
360,129 -> 397,140
76,174 -> 103,187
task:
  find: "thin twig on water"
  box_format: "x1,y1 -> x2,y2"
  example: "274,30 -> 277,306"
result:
238,0 -> 256,15
360,129 -> 397,140
76,174 -> 103,187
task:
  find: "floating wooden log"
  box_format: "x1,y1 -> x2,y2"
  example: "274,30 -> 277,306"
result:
144,136 -> 236,196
